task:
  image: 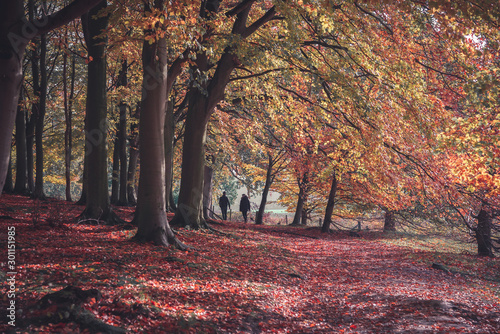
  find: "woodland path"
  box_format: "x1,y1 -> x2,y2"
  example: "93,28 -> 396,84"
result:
0,194 -> 499,333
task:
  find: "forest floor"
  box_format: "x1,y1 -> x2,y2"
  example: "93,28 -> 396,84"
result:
1,194 -> 499,333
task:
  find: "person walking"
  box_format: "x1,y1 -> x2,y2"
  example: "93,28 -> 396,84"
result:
239,194 -> 251,223
219,191 -> 231,220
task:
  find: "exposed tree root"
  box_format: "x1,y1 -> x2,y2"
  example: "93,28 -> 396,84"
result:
20,286 -> 127,334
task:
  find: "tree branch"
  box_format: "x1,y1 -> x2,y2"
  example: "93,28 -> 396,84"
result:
36,0 -> 103,36
242,6 -> 277,38
230,67 -> 286,81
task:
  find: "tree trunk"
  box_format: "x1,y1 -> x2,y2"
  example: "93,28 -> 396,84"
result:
203,165 -> 213,220
127,104 -> 140,206
4,156 -> 13,193
133,0 -> 184,248
79,1 -> 120,224
255,155 -> 274,225
384,209 -> 396,232
27,1 -> 40,195
322,172 -> 337,232
34,33 -> 47,199
169,93 -> 209,229
301,209 -> 308,226
14,90 -> 28,194
117,60 -> 128,206
26,114 -> 35,194
291,173 -> 308,225
476,208 -> 493,257
169,188 -> 177,211
0,1 -> 26,196
64,52 -> 75,202
110,136 -> 120,204
164,100 -> 174,211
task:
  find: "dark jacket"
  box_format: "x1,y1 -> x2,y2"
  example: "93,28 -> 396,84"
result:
219,195 -> 230,209
239,196 -> 251,212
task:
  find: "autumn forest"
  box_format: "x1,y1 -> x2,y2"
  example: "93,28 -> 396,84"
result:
0,0 -> 499,333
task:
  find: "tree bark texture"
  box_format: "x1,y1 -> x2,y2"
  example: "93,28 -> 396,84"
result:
203,165 -> 213,220
164,100 -> 174,211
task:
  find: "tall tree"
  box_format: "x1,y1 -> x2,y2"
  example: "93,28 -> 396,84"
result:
170,0 -> 277,229
133,0 -> 185,247
63,50 -> 75,202
79,0 -> 120,224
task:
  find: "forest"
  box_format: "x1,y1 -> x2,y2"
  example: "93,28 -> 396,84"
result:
0,0 -> 499,333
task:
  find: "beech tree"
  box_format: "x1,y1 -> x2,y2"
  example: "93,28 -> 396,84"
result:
132,0 -> 185,247
170,1 -> 278,229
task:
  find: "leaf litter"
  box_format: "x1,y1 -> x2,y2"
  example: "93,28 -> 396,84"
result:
0,194 -> 499,333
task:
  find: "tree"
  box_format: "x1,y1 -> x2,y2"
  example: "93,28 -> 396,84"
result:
170,1 -> 278,229
132,0 -> 185,248
78,0 -> 121,224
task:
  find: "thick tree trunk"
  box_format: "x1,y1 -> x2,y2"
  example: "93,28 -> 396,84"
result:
14,91 -> 28,194
301,209 -> 308,226
0,1 -> 25,196
384,209 -> 396,232
322,173 -> 337,232
34,33 -> 47,199
255,155 -> 274,225
133,0 -> 184,248
4,156 -> 13,193
127,105 -> 140,206
203,165 -> 213,220
78,1 -> 120,224
170,95 -> 209,229
476,209 -> 493,257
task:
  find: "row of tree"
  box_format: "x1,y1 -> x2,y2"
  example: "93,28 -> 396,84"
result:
0,0 -> 498,255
